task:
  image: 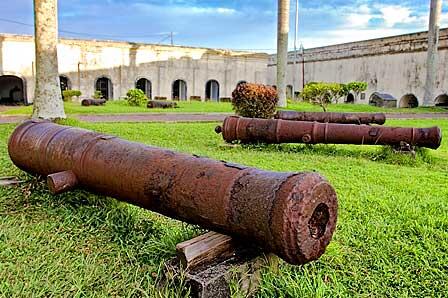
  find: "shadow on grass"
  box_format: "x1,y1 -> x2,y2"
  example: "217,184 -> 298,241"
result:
221,142 -> 438,167
3,175 -> 202,267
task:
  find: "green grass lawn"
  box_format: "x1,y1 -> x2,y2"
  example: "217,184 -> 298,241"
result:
2,100 -> 446,116
0,119 -> 447,297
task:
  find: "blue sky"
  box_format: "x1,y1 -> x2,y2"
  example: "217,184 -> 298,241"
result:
0,0 -> 447,51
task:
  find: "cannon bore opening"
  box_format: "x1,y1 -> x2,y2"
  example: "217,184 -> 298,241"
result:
308,203 -> 330,239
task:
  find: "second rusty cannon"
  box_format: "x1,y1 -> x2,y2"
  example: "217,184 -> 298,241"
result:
8,120 -> 338,265
81,98 -> 107,106
215,116 -> 442,149
275,111 -> 386,125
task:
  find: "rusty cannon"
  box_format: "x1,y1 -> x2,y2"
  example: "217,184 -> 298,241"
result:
81,98 -> 107,106
147,100 -> 178,109
275,111 -> 386,125
215,116 -> 442,149
8,120 -> 338,265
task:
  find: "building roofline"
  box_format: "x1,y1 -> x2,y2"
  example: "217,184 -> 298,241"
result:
0,32 -> 269,58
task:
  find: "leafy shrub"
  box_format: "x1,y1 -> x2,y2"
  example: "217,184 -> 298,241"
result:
125,89 -> 148,106
231,83 -> 278,119
93,91 -> 103,99
62,90 -> 81,101
219,97 -> 231,103
300,82 -> 343,112
347,82 -> 368,99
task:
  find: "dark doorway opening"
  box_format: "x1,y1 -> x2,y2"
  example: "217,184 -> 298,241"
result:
59,76 -> 70,93
95,77 -> 113,100
346,93 -> 355,104
399,94 -> 419,108
136,78 -> 152,99
172,80 -> 187,101
0,75 -> 26,105
286,85 -> 293,99
435,94 -> 448,108
205,80 -> 220,101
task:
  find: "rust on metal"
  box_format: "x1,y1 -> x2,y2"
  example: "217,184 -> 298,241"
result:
81,99 -> 107,106
147,100 -> 178,109
275,111 -> 386,125
216,116 -> 442,149
8,120 -> 338,265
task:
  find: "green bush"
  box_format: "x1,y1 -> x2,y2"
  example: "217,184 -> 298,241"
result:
92,91 -> 103,99
125,89 -> 148,106
347,81 -> 368,100
62,90 -> 81,102
231,83 -> 278,119
300,82 -> 343,112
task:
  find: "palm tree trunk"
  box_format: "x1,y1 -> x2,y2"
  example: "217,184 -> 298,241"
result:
33,0 -> 66,119
423,0 -> 442,107
277,0 -> 290,108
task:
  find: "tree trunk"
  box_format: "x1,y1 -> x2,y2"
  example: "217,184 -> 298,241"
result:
423,0 -> 442,107
33,0 -> 66,119
276,0 -> 290,108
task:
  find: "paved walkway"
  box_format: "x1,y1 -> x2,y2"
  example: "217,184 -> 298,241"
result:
1,112 -> 448,124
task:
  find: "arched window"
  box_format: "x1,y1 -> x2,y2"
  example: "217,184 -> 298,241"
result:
0,75 -> 26,105
399,94 -> 419,108
136,78 -> 152,99
346,93 -> 355,104
172,79 -> 187,101
95,77 -> 113,100
435,94 -> 448,108
59,76 -> 70,93
286,85 -> 293,99
205,80 -> 220,101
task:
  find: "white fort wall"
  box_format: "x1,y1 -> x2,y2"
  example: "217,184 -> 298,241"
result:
267,29 -> 448,107
0,34 -> 268,103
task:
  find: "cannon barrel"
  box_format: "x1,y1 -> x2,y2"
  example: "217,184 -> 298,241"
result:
216,116 -> 442,149
81,98 -> 106,106
8,120 -> 338,265
275,111 -> 386,125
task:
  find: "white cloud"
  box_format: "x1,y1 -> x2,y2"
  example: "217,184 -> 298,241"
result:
378,5 -> 417,27
133,3 -> 237,16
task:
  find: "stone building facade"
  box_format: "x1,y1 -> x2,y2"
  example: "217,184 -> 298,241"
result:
267,28 -> 448,107
0,34 -> 268,104
1,28 -> 448,107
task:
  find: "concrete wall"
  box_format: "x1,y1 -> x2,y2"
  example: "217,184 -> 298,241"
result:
267,29 -> 448,107
0,34 -> 269,103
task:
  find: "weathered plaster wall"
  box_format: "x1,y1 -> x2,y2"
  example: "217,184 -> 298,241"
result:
267,29 -> 448,106
0,34 -> 268,103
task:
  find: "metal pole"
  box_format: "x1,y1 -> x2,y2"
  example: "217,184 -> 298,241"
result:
170,32 -> 174,45
423,0 -> 442,107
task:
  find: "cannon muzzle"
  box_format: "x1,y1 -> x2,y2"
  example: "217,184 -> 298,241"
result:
217,116 -> 442,149
8,120 -> 338,265
275,111 -> 386,125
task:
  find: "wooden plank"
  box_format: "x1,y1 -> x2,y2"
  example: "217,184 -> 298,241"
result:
176,231 -> 236,270
0,177 -> 23,187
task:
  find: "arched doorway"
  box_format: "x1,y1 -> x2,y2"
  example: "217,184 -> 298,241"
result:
59,76 -> 70,93
286,85 -> 293,99
435,94 -> 448,108
95,77 -> 113,100
0,75 -> 26,105
136,78 -> 152,99
346,93 -> 355,104
399,94 -> 419,108
205,80 -> 220,101
172,79 -> 187,101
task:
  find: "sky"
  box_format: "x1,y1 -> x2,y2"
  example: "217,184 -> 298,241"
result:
0,0 -> 447,52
